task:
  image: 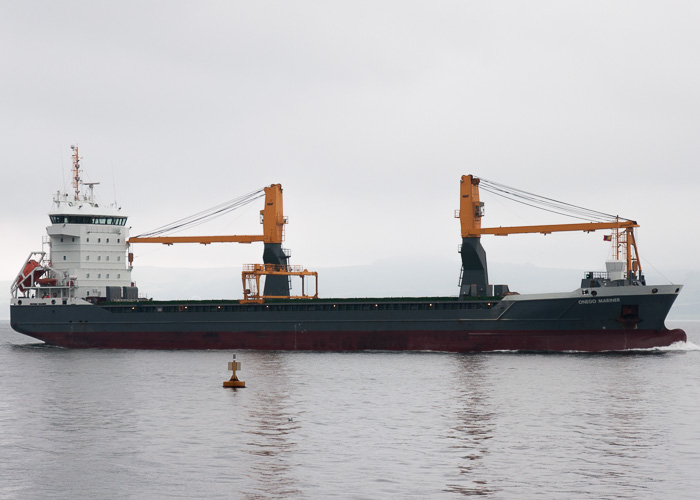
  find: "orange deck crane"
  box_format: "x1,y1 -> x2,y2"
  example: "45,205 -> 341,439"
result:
128,184 -> 317,302
129,184 -> 287,246
456,174 -> 642,296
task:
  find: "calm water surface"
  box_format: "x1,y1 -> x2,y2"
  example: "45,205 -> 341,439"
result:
1,321 -> 699,499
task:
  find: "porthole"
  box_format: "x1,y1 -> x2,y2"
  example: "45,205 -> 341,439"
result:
591,290 -> 598,296
652,288 -> 658,294
51,299 -> 56,305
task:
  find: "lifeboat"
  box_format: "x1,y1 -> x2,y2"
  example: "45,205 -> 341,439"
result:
15,260 -> 48,292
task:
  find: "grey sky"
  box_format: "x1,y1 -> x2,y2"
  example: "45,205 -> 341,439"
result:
2,1 -> 699,300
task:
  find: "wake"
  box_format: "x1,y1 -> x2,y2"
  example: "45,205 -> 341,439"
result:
631,340 -> 700,352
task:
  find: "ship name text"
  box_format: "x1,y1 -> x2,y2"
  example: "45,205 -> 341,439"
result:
578,297 -> 621,305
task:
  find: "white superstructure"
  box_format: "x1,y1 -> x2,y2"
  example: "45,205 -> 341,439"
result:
11,146 -> 136,305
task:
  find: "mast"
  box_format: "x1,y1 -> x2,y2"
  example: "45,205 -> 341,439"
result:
71,144 -> 81,201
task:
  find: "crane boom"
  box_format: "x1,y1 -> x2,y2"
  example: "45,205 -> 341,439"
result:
478,220 -> 638,236
128,234 -> 266,245
458,175 -> 639,237
127,184 -> 286,246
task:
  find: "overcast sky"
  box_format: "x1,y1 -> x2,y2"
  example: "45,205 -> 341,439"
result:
2,1 -> 699,302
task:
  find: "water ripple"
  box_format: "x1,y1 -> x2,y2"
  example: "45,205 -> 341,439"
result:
2,323 -> 700,498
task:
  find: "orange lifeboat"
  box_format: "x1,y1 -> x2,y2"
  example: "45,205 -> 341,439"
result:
16,260 -> 47,292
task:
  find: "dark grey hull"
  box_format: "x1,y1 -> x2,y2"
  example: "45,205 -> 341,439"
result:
10,285 -> 686,351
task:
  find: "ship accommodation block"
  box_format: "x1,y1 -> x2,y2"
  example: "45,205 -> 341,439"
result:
47,210 -> 133,300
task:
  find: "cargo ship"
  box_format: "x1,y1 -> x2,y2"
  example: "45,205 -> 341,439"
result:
9,147 -> 686,351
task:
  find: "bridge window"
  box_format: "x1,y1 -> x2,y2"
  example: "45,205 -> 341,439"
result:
49,215 -> 128,226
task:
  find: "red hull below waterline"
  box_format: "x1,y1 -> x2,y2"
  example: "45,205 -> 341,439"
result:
25,327 -> 687,352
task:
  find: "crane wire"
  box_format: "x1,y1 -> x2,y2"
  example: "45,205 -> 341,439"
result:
479,184 -> 612,222
134,188 -> 266,238
478,178 -> 633,223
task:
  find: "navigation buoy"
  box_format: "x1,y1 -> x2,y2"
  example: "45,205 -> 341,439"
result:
223,354 -> 246,388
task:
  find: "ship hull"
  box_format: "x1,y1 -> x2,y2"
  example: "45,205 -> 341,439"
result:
10,285 -> 687,352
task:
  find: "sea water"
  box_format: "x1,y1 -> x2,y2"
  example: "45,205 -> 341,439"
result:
1,321 -> 699,499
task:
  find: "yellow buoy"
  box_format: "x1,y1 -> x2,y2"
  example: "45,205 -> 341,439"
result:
223,354 -> 246,388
